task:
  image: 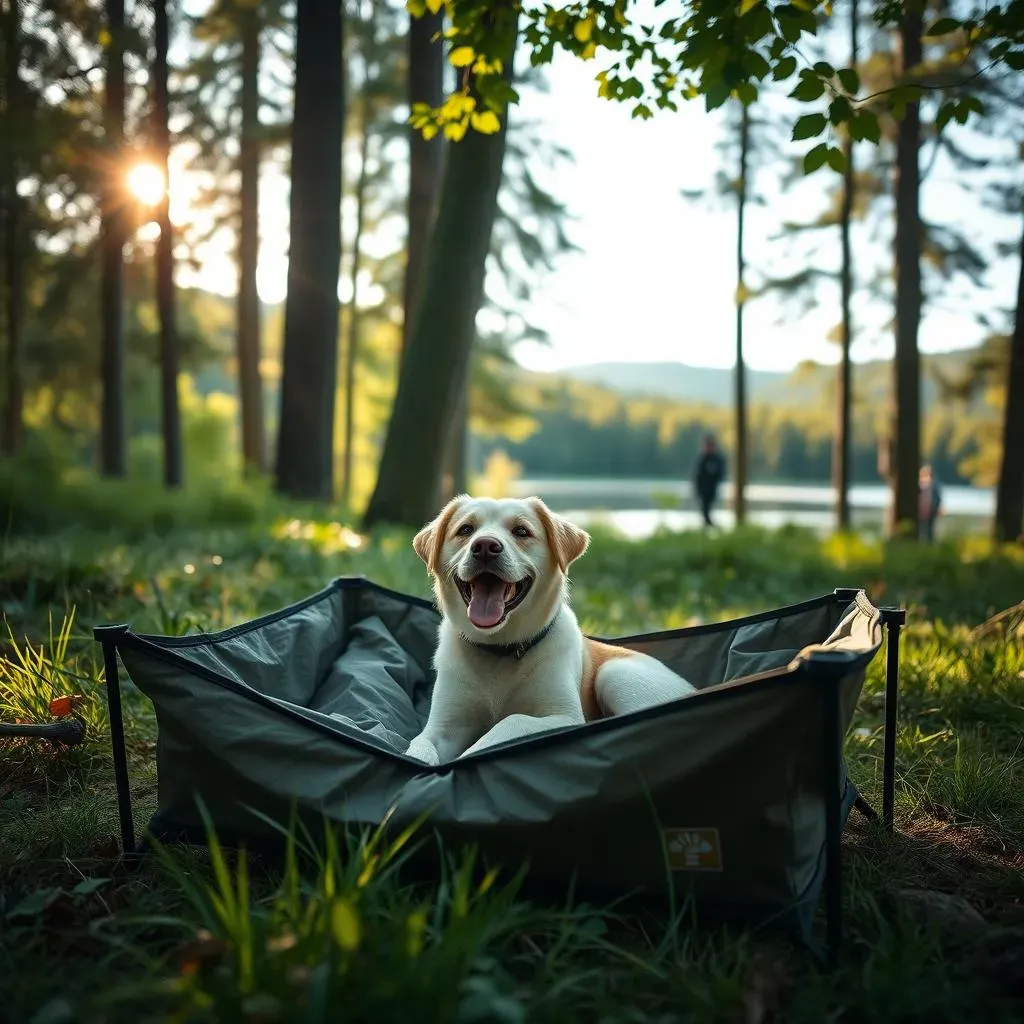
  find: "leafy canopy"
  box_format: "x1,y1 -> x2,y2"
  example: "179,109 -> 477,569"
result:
407,0 -> 1024,173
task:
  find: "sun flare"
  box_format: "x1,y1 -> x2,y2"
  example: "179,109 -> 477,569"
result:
126,162 -> 166,206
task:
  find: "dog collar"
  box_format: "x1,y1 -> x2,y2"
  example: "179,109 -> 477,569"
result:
461,617 -> 557,661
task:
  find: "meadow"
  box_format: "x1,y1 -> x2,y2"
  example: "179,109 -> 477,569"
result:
1,478 -> 1023,1023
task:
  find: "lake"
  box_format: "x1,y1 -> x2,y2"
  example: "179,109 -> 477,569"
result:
509,477 -> 995,540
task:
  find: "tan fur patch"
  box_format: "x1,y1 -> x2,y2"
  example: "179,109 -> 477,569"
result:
529,497 -> 590,572
581,639 -> 636,721
412,496 -> 465,576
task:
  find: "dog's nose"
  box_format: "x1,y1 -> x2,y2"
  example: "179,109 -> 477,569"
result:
471,536 -> 504,559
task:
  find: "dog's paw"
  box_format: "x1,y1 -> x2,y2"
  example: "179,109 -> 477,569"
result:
406,734 -> 441,766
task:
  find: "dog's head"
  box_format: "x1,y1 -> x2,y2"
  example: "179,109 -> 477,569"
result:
412,495 -> 590,640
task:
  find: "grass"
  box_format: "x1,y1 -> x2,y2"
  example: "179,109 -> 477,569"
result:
2,491 -> 1024,1022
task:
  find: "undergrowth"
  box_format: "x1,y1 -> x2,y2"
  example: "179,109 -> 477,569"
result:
1,493 -> 1023,1022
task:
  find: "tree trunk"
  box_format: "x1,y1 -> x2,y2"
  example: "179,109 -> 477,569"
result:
891,12 -> 923,536
275,0 -> 344,501
994,222 -> 1024,544
403,4 -> 444,358
100,0 -> 127,477
835,0 -> 858,531
341,102 -> 372,510
439,379 -> 468,501
733,102 -> 749,526
237,2 -> 265,475
154,0 -> 182,487
1,0 -> 24,456
363,20 -> 518,529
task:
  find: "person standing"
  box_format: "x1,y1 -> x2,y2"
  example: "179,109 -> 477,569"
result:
693,434 -> 726,527
918,464 -> 942,541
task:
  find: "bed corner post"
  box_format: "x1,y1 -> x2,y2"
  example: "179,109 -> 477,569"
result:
94,626 -> 136,859
815,653 -> 845,969
879,606 -> 907,833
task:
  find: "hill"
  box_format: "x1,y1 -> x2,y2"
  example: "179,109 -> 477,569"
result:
558,350 -> 978,410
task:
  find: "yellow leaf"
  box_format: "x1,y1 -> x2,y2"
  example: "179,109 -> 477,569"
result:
449,45 -> 474,67
580,42 -> 597,60
735,283 -> 751,305
574,15 -> 594,43
422,123 -> 439,140
406,0 -> 426,16
426,0 -> 444,12
739,0 -> 760,13
471,110 -> 501,134
444,119 -> 469,141
331,899 -> 361,952
98,27 -> 111,48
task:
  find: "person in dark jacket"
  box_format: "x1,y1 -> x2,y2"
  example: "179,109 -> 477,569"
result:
693,434 -> 726,527
919,463 -> 942,541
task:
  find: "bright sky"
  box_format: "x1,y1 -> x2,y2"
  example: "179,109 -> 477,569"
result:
167,7 -> 1021,376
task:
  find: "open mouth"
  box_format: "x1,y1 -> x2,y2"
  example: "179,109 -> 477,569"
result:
455,572 -> 533,630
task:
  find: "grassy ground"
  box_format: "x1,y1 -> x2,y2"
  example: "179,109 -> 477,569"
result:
2,503 -> 1023,1023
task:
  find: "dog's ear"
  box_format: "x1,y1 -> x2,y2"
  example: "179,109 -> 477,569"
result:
529,497 -> 590,572
412,495 -> 468,574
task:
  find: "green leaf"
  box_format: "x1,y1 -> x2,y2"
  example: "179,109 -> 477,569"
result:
739,0 -> 761,15
847,109 -> 880,143
828,96 -> 853,125
925,18 -> 961,37
6,888 -> 62,921
704,80 -> 731,112
790,75 -> 825,102
803,142 -> 829,174
1005,50 -> 1024,71
72,877 -> 111,897
773,55 -> 798,81
812,61 -> 834,78
792,112 -> 827,140
742,51 -> 771,80
837,67 -> 859,94
935,100 -> 956,132
735,81 -> 758,105
631,103 -> 653,120
858,111 -> 881,143
825,147 -> 847,172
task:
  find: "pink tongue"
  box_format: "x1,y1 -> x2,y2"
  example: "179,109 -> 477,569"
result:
468,576 -> 508,629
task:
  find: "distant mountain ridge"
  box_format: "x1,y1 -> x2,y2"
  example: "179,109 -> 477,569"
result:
557,350 -> 977,410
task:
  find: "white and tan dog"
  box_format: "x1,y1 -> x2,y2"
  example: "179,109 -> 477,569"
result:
405,495 -> 697,765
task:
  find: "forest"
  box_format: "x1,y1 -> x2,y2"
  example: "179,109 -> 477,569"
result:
0,0 -> 1022,541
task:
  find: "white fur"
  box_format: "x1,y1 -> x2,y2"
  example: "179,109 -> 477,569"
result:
405,495 -> 697,765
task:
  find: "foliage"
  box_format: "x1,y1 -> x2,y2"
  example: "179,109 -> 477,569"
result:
1,508 -> 1023,1019
411,0 -> 1024,176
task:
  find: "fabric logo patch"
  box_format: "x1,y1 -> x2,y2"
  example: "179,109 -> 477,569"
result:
664,827 -> 723,871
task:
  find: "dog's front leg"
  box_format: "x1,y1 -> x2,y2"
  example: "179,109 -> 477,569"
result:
406,720 -> 483,766
405,681 -> 489,766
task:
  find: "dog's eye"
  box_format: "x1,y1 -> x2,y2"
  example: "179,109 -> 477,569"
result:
455,523 -> 474,537
511,525 -> 531,539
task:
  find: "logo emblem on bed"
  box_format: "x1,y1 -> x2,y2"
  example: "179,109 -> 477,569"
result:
663,828 -> 723,871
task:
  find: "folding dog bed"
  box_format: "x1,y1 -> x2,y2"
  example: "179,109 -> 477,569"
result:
94,580 -> 906,964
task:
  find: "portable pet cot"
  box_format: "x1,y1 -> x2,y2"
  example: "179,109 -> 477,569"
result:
94,580 -> 906,964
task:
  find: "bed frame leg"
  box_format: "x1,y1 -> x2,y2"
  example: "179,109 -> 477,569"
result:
819,662 -> 844,969
100,636 -> 137,858
879,607 -> 906,833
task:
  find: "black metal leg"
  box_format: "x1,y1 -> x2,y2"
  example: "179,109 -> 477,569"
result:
821,668 -> 843,968
880,607 -> 906,832
854,793 -> 878,820
102,641 -> 136,857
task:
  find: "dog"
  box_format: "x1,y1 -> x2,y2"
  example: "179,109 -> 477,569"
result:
404,495 -> 697,765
